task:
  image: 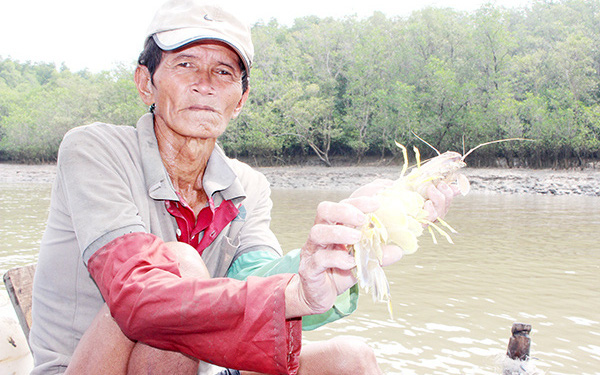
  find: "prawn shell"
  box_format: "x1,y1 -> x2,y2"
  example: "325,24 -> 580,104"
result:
374,189 -> 426,254
379,188 -> 424,217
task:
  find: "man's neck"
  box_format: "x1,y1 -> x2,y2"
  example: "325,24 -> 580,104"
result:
155,125 -> 216,214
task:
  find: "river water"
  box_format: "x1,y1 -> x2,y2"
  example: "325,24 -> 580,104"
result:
1,183 -> 599,374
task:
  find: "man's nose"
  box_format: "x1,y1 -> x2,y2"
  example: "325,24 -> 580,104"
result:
191,71 -> 215,95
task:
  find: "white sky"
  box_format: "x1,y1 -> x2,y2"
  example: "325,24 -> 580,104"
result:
1,0 -> 531,72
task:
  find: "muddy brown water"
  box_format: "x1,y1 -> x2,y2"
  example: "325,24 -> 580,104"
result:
1,183 -> 599,374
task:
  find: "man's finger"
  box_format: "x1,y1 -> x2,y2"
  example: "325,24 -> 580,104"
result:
308,224 -> 362,246
380,244 -> 404,267
314,201 -> 369,227
309,249 -> 357,272
340,195 -> 380,215
426,184 -> 446,220
423,199 -> 439,223
349,179 -> 393,199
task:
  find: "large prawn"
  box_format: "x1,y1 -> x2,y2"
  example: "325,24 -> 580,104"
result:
349,137 -> 527,317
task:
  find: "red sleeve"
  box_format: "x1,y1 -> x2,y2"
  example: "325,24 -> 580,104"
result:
87,232 -> 301,375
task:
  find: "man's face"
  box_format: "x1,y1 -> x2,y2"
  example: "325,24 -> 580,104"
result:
146,41 -> 248,140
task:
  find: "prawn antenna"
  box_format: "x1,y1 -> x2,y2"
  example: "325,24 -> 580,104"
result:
462,138 -> 534,161
411,131 -> 441,156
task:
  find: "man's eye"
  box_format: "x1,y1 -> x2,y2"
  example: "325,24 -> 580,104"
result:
178,62 -> 192,68
217,69 -> 232,75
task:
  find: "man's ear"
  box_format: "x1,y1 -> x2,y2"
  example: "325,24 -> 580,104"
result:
134,66 -> 155,106
231,87 -> 250,119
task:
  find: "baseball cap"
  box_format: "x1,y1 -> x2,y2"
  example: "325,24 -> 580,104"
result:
146,0 -> 254,73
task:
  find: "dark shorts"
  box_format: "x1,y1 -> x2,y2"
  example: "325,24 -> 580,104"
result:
216,370 -> 241,375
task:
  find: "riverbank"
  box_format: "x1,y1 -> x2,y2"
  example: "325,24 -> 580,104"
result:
1,163 -> 599,196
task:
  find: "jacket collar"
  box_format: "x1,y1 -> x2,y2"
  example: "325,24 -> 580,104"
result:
136,113 -> 246,203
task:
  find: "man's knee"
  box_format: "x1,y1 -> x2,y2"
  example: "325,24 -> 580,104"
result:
65,304 -> 135,375
300,336 -> 381,374
127,342 -> 199,374
328,336 -> 379,371
165,241 -> 210,279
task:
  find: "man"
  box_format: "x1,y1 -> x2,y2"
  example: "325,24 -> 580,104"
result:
29,1 -> 457,374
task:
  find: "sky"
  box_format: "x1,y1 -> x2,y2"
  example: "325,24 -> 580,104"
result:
1,0 -> 531,73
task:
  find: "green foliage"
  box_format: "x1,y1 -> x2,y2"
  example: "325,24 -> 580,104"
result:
0,59 -> 146,162
1,0 -> 599,166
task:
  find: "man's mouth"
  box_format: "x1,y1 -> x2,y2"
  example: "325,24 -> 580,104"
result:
188,105 -> 217,112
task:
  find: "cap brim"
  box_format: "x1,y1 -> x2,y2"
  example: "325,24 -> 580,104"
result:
153,29 -> 251,73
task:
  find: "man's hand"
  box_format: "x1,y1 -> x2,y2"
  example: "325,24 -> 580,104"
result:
423,181 -> 460,222
285,196 -> 377,318
284,179 -> 460,319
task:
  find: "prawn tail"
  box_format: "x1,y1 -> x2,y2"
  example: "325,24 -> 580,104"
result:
368,263 -> 392,319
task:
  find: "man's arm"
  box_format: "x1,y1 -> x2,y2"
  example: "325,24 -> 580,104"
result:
226,167 -> 361,331
88,232 -> 302,375
227,249 -> 359,331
